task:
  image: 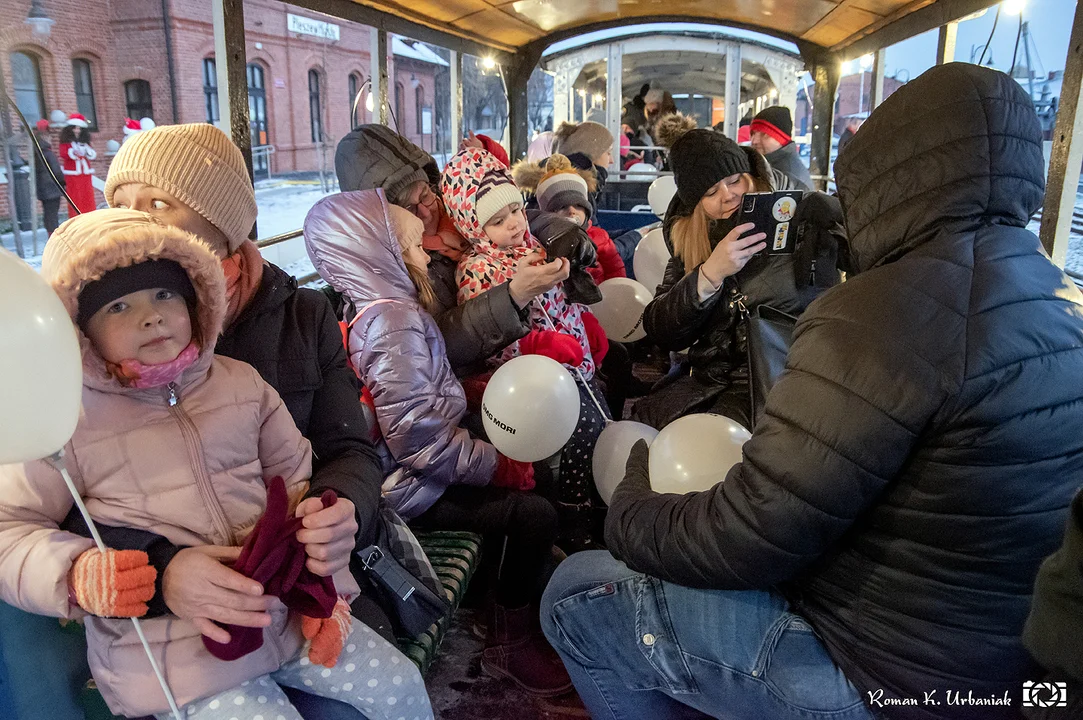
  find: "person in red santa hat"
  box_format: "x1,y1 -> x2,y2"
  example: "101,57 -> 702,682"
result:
58,113 -> 97,214
122,117 -> 141,142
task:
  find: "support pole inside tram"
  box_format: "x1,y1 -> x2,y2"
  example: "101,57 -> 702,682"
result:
1040,0 -> 1083,267
808,56 -> 840,193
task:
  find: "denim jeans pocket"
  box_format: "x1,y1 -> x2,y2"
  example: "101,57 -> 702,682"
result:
551,575 -> 698,694
634,577 -> 699,695
758,615 -> 868,715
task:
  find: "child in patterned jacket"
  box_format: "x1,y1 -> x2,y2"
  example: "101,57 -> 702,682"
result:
442,147 -> 610,551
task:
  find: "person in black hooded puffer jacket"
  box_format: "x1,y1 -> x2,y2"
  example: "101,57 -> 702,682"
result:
541,62 -> 1083,720
634,113 -> 845,430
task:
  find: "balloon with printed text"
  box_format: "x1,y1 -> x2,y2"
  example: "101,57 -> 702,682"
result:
481,354 -> 580,462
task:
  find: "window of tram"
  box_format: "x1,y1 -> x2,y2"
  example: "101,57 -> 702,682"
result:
124,79 -> 153,122
203,58 -> 219,124
463,54 -> 509,147
309,69 -> 324,143
10,51 -> 46,127
72,59 -> 99,131
349,72 -> 362,129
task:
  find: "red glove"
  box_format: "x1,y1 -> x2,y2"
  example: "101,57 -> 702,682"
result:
580,311 -> 610,364
461,373 -> 492,415
493,454 -> 536,491
518,330 -> 585,367
302,596 -> 353,668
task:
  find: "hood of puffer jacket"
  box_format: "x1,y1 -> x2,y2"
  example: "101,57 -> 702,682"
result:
834,62 -> 1045,274
303,190 -> 417,308
41,208 -> 226,394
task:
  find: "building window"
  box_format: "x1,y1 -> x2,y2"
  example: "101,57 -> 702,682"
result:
348,72 -> 361,129
10,51 -> 46,126
394,82 -> 405,131
203,58 -> 219,123
309,69 -> 323,143
415,85 -> 424,135
124,79 -> 153,121
71,59 -> 98,130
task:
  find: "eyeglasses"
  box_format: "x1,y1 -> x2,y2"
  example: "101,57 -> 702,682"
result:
405,184 -> 439,215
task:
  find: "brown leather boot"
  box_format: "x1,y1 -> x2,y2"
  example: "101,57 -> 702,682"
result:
482,603 -> 574,697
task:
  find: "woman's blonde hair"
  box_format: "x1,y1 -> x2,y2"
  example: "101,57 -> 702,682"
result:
403,259 -> 439,315
670,172 -> 770,275
387,203 -> 440,314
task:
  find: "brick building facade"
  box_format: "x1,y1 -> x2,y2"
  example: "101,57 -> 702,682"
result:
2,0 -> 443,218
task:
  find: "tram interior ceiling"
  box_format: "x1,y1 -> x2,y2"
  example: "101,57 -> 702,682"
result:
173,0 -> 1083,262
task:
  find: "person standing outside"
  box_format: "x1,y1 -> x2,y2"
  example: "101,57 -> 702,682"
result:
32,119 -> 65,236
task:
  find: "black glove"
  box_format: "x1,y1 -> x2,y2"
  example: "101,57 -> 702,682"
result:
603,439 -> 654,548
528,210 -> 598,271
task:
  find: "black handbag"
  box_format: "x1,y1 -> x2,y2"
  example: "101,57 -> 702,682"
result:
355,500 -> 450,639
744,304 -> 797,429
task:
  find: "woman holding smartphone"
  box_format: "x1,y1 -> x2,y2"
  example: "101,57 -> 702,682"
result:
635,116 -> 847,430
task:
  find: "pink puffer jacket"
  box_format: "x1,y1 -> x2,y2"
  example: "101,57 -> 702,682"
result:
0,210 -> 349,718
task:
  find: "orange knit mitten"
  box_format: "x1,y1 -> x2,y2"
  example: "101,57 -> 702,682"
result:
302,597 -> 353,668
70,548 -> 157,618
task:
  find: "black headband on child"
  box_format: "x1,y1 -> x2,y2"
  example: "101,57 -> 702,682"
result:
77,259 -> 196,332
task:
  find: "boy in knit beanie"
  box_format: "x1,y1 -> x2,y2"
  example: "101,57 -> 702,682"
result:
442,147 -> 610,551
535,154 -> 625,284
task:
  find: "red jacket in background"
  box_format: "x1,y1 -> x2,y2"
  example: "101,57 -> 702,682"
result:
586,223 -> 627,284
476,134 -> 510,168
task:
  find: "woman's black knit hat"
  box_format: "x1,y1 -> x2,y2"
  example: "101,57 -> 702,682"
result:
669,129 -> 751,207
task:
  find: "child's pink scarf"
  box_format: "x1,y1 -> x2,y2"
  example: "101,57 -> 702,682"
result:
106,342 -> 200,389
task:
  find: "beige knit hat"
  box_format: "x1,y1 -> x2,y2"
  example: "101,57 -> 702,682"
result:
552,121 -> 614,164
105,124 -> 258,253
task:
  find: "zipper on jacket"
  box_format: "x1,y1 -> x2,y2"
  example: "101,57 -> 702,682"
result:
165,382 -> 236,546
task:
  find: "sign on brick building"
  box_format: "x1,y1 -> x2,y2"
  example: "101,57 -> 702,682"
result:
287,13 -> 340,41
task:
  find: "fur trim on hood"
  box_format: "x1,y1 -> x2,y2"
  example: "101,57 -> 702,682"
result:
42,208 -> 227,390
654,112 -> 697,149
511,155 -> 597,195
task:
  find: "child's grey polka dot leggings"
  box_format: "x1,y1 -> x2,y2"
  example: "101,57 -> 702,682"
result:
156,618 -> 433,720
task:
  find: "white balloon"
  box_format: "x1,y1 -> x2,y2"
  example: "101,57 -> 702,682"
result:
482,355 -> 580,462
632,228 -> 671,296
593,421 -> 659,505
648,175 -> 677,217
626,162 -> 655,175
0,248 -> 82,463
590,278 -> 653,342
648,413 -> 751,494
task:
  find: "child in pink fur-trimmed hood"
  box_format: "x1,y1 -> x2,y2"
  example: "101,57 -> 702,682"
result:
442,147 -> 610,552
0,209 -> 431,720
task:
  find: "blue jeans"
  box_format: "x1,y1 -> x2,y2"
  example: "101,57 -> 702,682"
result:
541,551 -> 875,720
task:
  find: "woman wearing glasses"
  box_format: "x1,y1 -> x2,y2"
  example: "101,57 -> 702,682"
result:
336,125 -> 571,375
